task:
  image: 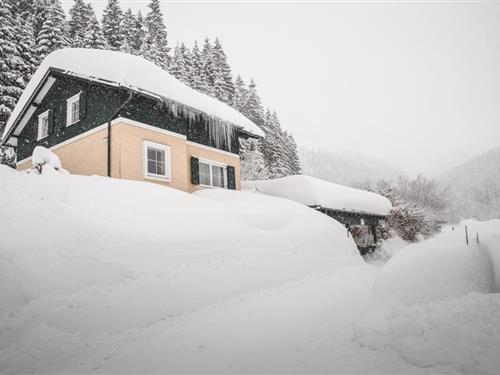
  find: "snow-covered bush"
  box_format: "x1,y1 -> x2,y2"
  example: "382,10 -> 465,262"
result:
0,145 -> 15,168
31,146 -> 62,172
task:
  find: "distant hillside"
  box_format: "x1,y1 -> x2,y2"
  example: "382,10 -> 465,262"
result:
299,145 -> 401,186
439,146 -> 500,221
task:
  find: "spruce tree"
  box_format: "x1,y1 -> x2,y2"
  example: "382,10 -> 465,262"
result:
140,0 -> 170,69
239,138 -> 270,181
200,37 -> 215,96
212,38 -> 234,104
14,15 -> 39,86
284,131 -> 301,175
36,0 -> 69,58
83,11 -> 107,49
68,0 -> 91,48
188,41 -> 204,91
130,11 -> 145,53
0,0 -> 23,133
232,75 -> 248,113
169,43 -> 186,82
243,78 -> 265,127
101,0 -> 123,50
121,8 -> 136,53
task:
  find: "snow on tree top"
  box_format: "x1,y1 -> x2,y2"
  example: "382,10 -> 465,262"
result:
243,175 -> 393,216
2,48 -> 264,141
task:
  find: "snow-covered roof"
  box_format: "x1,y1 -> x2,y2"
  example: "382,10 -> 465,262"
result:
2,48 -> 264,142
243,175 -> 393,216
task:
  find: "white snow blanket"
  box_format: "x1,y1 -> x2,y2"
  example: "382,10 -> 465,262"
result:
1,166 -> 499,374
243,174 -> 392,216
2,48 -> 263,141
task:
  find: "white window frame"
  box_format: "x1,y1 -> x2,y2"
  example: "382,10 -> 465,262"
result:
198,158 -> 227,189
37,110 -> 50,141
66,93 -> 80,126
143,141 -> 171,181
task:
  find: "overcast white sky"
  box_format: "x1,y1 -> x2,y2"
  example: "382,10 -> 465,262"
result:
62,0 -> 500,176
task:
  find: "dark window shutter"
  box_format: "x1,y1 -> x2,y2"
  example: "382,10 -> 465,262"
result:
227,165 -> 236,190
191,156 -> 199,185
61,101 -> 67,127
48,109 -> 55,133
79,92 -> 86,120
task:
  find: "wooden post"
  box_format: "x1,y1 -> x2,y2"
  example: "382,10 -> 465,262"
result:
476,232 -> 479,244
465,225 -> 469,245
372,224 -> 378,245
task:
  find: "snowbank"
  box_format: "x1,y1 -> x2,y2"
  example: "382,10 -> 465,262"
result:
32,146 -> 62,170
0,165 -> 361,372
371,224 -> 495,306
243,175 -> 392,216
2,48 -> 263,141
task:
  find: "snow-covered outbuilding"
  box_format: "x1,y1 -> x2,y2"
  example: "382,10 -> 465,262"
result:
244,175 -> 393,253
2,49 -> 263,192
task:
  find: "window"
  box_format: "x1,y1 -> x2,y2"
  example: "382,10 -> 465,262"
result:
199,160 -> 226,188
66,93 -> 80,126
144,141 -> 171,180
37,110 -> 50,140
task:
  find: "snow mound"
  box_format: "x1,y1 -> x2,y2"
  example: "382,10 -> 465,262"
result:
243,175 -> 392,216
371,225 -> 495,306
32,146 -> 62,170
0,165 -> 360,335
2,48 -> 263,141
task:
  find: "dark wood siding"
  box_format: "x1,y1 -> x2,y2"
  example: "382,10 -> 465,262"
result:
16,72 -> 240,161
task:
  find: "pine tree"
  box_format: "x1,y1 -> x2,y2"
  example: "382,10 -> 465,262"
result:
101,0 -> 123,50
68,0 -> 91,48
188,40 -> 204,91
140,0 -> 170,69
130,11 -> 145,53
232,75 -> 248,113
170,42 -> 192,84
262,110 -> 288,178
33,0 -> 51,38
36,0 -> 69,59
239,138 -> 269,181
83,11 -> 107,49
284,131 -> 301,175
200,37 -> 215,96
211,38 -> 234,104
0,0 -> 23,134
243,78 -> 265,127
14,14 -> 39,86
121,8 -> 136,53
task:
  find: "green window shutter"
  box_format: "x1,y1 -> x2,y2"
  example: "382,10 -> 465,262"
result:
61,101 -> 67,127
227,165 -> 236,190
48,109 -> 55,134
79,92 -> 86,120
191,156 -> 199,185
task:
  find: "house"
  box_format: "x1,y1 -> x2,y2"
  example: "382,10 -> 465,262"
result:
1,49 -> 263,192
243,175 -> 393,254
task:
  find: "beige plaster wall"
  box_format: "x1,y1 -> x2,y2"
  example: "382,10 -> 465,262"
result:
16,120 -> 241,193
186,143 -> 241,193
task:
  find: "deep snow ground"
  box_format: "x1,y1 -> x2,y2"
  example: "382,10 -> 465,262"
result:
1,165 -> 499,374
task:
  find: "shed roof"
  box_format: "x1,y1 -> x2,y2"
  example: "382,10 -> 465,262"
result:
243,175 -> 393,216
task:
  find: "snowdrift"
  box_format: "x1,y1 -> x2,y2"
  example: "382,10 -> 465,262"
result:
356,220 -> 500,373
0,165 -> 361,369
243,175 -> 392,216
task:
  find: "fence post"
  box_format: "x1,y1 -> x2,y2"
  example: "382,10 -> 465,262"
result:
476,232 -> 479,244
465,225 -> 469,245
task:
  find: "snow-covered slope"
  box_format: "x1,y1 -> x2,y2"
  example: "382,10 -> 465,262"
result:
299,145 -> 402,186
243,174 -> 392,216
2,48 -> 264,141
439,146 -> 500,220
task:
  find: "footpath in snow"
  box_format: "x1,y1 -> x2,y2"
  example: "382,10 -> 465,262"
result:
0,164 -> 499,373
